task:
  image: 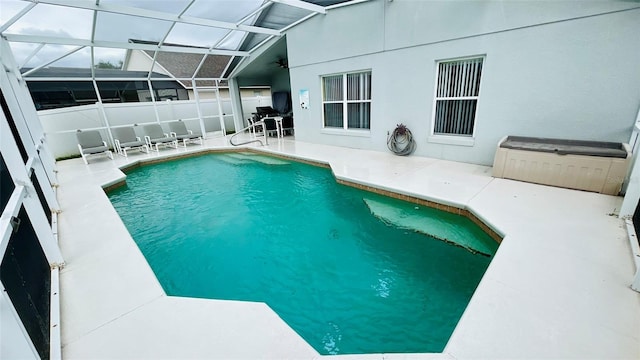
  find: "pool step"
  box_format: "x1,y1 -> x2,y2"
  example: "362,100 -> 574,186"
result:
363,198 -> 498,256
222,152 -> 290,165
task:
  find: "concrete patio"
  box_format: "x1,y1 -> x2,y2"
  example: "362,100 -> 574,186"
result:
56,134 -> 640,359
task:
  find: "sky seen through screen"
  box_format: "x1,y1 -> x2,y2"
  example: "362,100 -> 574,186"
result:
0,0 -> 264,69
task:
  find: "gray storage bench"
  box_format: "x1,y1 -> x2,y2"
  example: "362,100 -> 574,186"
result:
492,136 -> 631,195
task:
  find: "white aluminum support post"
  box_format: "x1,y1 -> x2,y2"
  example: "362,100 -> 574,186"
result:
147,79 -> 161,124
30,153 -> 60,213
214,80 -> 226,136
24,0 -> 282,36
1,43 -> 65,359
623,219 -> 640,292
271,0 -> 326,13
97,101 -> 115,148
21,46 -> 85,78
0,110 -> 65,267
0,1 -> 36,33
0,186 -> 27,256
229,78 -> 246,132
0,282 -> 39,360
0,40 -> 64,267
0,38 -> 58,183
5,33 -> 250,57
633,266 -> 640,292
620,105 -> 640,218
19,43 -> 45,69
191,79 -> 207,139
621,105 -> 640,292
91,80 -> 116,147
49,267 -> 61,360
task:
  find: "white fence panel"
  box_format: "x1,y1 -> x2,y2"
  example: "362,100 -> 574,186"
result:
220,99 -> 235,131
167,100 -> 199,121
38,105 -> 105,158
39,105 -> 103,132
241,96 -> 273,126
103,102 -> 157,127
37,96 -> 259,158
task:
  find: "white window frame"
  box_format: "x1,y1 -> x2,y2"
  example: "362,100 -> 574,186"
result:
428,55 -> 485,147
321,70 -> 372,133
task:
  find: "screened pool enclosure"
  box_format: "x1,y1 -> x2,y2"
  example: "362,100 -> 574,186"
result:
0,1 -> 363,358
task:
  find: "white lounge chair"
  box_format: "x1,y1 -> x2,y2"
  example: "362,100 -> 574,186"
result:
76,129 -> 114,164
141,123 -> 178,151
113,126 -> 149,157
168,120 -> 203,147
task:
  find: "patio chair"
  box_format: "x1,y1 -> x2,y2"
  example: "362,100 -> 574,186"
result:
112,126 -> 149,157
76,129 -> 114,164
262,117 -> 280,137
281,116 -> 294,136
168,120 -> 203,147
141,123 -> 178,151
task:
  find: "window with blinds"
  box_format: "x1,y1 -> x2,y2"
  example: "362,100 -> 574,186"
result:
433,57 -> 483,136
322,71 -> 371,130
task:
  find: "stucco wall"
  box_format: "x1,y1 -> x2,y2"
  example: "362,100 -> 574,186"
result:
286,0 -> 640,165
125,50 -> 171,76
270,70 -> 292,94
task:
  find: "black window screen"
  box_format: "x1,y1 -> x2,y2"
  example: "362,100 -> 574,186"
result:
633,200 -> 640,248
97,81 -> 149,103
1,154 -> 14,214
1,90 -> 28,163
30,171 -> 52,225
152,81 -> 188,101
1,206 -> 51,359
26,81 -> 98,110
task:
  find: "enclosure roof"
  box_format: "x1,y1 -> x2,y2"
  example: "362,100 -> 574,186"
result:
20,67 -> 171,79
129,40 -> 231,88
0,0 -> 363,80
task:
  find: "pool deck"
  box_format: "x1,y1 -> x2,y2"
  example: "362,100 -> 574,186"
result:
56,134 -> 640,359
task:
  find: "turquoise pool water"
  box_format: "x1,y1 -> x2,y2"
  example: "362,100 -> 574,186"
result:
108,153 -> 496,355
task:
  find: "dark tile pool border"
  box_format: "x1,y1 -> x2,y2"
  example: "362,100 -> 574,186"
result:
104,147 -> 502,244
335,178 -> 502,243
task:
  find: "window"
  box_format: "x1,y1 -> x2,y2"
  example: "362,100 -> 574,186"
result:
322,71 -> 371,130
96,81 -> 149,103
151,81 -> 189,101
432,57 -> 483,137
26,81 -> 98,110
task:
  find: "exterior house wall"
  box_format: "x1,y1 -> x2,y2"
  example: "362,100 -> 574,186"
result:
286,0 -> 640,165
270,70 -> 291,94
127,50 -> 236,102
188,89 -> 231,100
125,50 -> 171,76
190,89 -> 213,100
238,88 -> 274,126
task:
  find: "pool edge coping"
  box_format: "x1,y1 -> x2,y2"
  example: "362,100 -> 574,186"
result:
105,147 -> 504,244
97,144 -> 505,357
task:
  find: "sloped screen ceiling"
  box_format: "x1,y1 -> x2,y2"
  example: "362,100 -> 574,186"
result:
0,0 -> 361,79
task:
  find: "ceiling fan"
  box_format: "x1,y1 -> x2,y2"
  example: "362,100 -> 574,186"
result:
275,58 -> 288,69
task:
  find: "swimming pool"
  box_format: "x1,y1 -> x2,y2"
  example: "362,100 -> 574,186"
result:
108,152 -> 497,355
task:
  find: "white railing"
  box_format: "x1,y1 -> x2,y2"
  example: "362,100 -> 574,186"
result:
230,120 -> 268,147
